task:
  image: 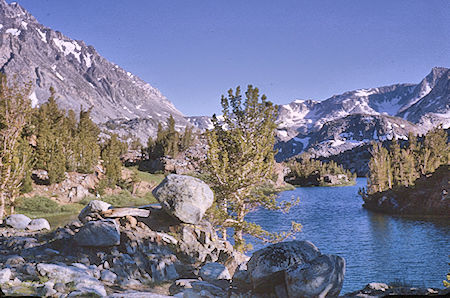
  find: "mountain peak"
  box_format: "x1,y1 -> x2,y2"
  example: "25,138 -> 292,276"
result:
0,0 -> 33,21
0,0 -> 188,142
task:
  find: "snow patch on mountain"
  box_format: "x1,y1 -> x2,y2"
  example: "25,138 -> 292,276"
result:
52,38 -> 82,63
5,28 -> 20,36
0,0 -> 190,142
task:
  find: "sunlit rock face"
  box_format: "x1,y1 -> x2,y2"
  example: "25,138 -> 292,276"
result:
0,0 -> 189,142
275,67 -> 449,160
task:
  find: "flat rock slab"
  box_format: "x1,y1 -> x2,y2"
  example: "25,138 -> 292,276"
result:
101,207 -> 150,218
199,262 -> 231,282
74,219 -> 120,247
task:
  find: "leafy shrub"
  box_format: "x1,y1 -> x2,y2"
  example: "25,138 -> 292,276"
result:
15,196 -> 84,217
16,196 -> 61,214
81,190 -> 156,207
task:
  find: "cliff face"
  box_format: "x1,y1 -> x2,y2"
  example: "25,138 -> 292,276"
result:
361,165 -> 449,216
0,0 -> 188,140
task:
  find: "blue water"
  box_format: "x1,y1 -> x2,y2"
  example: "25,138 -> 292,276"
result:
245,178 -> 450,293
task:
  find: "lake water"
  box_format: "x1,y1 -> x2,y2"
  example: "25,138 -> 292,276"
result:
245,178 -> 450,293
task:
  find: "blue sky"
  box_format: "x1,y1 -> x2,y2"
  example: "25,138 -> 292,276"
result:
14,0 -> 450,116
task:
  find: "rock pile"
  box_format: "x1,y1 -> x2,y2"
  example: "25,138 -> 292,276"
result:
342,282 -> 450,297
5,214 -> 50,231
0,174 -> 351,297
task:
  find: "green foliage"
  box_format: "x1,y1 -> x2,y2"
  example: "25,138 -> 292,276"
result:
0,74 -> 33,218
129,137 -> 143,151
365,126 -> 449,195
33,88 -> 67,184
15,195 -> 82,217
76,108 -> 100,173
146,116 -> 195,159
203,85 -> 300,251
33,92 -> 103,182
285,153 -> 356,186
180,126 -> 194,151
101,134 -> 126,187
81,190 -> 155,207
128,166 -> 165,184
16,196 -> 60,214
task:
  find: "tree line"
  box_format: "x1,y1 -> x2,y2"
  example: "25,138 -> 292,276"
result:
0,75 -> 126,219
285,153 -> 356,186
144,115 -> 194,160
365,127 -> 448,194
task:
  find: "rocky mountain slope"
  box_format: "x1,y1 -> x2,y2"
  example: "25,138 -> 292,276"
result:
275,113 -> 424,160
187,68 -> 448,161
0,0 -> 188,140
276,67 -> 449,160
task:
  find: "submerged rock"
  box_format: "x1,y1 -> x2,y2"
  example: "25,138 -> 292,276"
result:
74,219 -> 120,247
153,174 -> 214,224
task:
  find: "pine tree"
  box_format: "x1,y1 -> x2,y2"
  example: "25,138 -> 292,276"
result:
368,141 -> 391,193
401,147 -> 418,186
204,85 -> 300,251
422,125 -> 448,174
0,74 -> 33,220
62,109 -> 78,172
33,88 -> 67,184
165,115 -> 179,157
180,126 -> 194,151
101,134 -> 124,186
389,139 -> 404,187
152,123 -> 166,158
146,117 -> 194,160
76,108 -> 100,173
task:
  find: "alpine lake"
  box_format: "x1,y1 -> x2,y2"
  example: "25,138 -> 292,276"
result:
246,178 -> 450,293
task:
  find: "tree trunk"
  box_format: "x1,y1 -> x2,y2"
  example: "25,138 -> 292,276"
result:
221,204 -> 228,241
222,227 -> 227,241
0,194 -> 5,224
234,207 -> 246,251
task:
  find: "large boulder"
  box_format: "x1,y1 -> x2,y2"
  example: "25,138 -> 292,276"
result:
246,240 -> 346,297
74,219 -> 120,247
5,214 -> 31,229
0,268 -> 12,283
247,240 -> 320,289
285,254 -> 345,297
78,200 -> 111,223
152,174 -> 214,224
27,218 -> 51,231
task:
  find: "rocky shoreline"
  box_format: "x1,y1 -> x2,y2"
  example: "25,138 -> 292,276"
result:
0,174 -> 448,297
362,165 -> 449,216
